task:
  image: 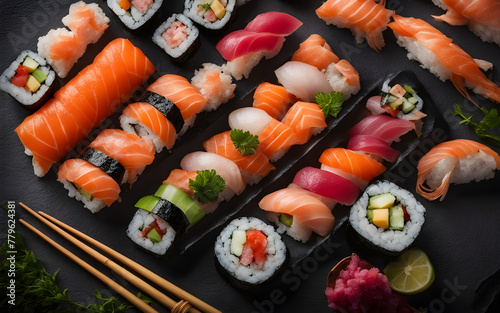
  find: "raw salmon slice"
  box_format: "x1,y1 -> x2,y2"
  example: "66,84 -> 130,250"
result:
253,82 -> 297,120
281,101 -> 327,144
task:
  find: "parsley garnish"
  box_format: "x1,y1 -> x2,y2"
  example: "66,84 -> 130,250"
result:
230,129 -> 260,156
314,91 -> 344,118
0,227 -> 154,312
189,169 -> 226,204
453,103 -> 500,146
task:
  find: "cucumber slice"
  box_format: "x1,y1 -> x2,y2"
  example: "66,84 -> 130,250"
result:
366,209 -> 374,223
389,98 -> 403,110
402,99 -> 416,114
77,187 -> 93,201
368,193 -> 396,209
32,68 -> 47,84
389,205 -> 405,230
155,184 -> 205,225
230,230 -> 246,257
403,85 -> 415,95
134,195 -> 160,212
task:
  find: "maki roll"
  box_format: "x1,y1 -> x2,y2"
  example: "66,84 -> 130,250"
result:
348,180 -> 426,255
0,51 -> 56,112
214,217 -> 287,290
183,0 -> 236,31
127,184 -> 205,256
152,13 -> 200,63
57,147 -> 126,212
107,0 -> 163,32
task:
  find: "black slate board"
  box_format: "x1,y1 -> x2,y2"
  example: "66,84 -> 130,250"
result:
1,1 -> 500,312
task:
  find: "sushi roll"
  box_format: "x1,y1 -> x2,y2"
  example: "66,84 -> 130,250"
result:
38,1 -> 110,78
183,0 -> 236,31
127,184 -> 205,256
214,217 -> 287,290
348,180 -> 426,256
152,13 -> 200,63
0,50 -> 56,112
107,0 -> 163,32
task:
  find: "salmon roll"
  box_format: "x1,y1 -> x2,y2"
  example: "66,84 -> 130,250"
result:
152,13 -> 200,62
214,217 -> 287,290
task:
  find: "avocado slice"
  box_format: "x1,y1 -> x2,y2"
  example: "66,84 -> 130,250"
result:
26,75 -> 41,93
22,56 -> 39,73
147,228 -> 162,243
77,187 -> 93,201
279,213 -> 293,227
368,193 -> 396,209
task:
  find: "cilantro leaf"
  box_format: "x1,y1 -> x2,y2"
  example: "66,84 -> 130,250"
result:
453,103 -> 500,146
189,169 -> 226,203
314,91 -> 344,118
230,129 -> 260,156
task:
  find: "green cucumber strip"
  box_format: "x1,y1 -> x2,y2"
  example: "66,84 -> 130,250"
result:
134,195 -> 160,212
403,85 -> 415,95
154,184 -> 205,225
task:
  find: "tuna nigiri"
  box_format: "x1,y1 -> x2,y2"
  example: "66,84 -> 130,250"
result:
259,187 -> 336,242
281,101 -> 327,144
291,34 -> 340,71
416,139 -> 500,201
147,74 -> 207,130
15,38 -> 155,177
316,0 -> 393,52
253,82 -> 297,120
244,11 -> 303,35
89,129 -> 155,185
228,107 -> 299,161
347,114 -> 415,143
432,0 -> 500,47
347,134 -> 401,162
388,15 -> 500,103
58,158 -> 121,213
319,148 -> 386,189
203,131 -> 275,184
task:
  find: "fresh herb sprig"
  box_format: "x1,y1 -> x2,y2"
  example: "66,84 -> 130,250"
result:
0,229 -> 153,313
189,169 -> 226,204
453,103 -> 500,146
230,129 -> 260,156
314,91 -> 344,118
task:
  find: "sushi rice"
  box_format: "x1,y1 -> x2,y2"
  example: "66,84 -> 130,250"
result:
191,63 -> 236,111
214,217 -> 287,285
349,181 -> 426,254
152,13 -> 200,61
324,63 -> 360,100
59,179 -> 110,213
0,50 -> 55,106
107,0 -> 163,30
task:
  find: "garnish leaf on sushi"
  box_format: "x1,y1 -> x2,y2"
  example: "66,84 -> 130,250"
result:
230,129 -> 260,156
314,91 -> 344,118
453,103 -> 500,146
189,169 -> 226,203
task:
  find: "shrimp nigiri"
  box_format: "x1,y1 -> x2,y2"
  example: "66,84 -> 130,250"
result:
416,139 -> 500,201
388,15 -> 500,104
432,0 -> 500,47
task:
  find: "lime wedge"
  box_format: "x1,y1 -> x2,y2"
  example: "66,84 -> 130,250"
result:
383,247 -> 435,295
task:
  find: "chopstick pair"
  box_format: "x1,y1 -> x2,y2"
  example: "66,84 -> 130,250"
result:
18,202 -> 221,313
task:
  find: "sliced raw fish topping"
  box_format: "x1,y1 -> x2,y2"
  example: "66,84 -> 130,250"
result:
347,114 -> 415,143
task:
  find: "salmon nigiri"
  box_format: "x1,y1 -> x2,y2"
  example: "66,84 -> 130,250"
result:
417,139 -> 500,201
291,34 -> 340,71
163,169 -> 198,197
58,158 -> 121,213
316,0 -> 393,52
259,187 -> 336,242
147,74 -> 207,130
388,15 -> 500,103
89,129 -> 155,185
319,148 -> 386,188
203,131 -> 275,184
324,59 -> 361,100
253,82 -> 297,120
432,0 -> 500,47
281,101 -> 327,144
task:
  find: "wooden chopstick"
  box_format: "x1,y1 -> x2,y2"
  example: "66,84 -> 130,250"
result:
19,219 -> 159,313
19,202 -> 201,313
19,202 -> 220,313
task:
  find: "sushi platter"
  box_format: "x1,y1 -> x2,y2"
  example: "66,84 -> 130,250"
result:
1,0 -> 500,312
